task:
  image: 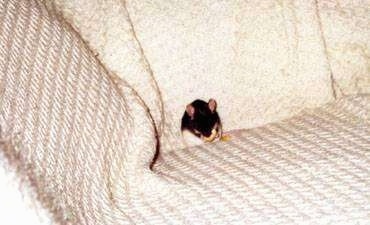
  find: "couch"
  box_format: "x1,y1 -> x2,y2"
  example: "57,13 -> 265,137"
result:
0,0 -> 369,224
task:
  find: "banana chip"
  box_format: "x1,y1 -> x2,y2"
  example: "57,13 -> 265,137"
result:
203,129 -> 218,142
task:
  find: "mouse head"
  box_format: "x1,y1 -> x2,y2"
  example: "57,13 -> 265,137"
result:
185,99 -> 221,141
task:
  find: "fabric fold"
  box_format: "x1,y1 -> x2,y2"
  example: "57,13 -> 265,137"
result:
0,0 -> 158,224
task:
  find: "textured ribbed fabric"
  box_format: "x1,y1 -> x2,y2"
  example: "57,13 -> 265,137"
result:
0,0 -> 369,224
42,0 -> 166,140
0,0 -> 157,224
153,94 -> 370,224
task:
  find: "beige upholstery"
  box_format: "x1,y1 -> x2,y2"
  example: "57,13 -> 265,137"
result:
0,0 -> 369,224
317,1 -> 370,95
42,0 -> 370,152
0,0 -> 156,223
153,94 -> 370,224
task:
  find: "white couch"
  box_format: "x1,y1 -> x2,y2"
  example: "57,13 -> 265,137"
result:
0,0 -> 369,224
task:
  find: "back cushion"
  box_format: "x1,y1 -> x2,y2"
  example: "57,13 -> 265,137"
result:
317,0 -> 370,95
42,0 -> 342,151
126,0 -> 334,151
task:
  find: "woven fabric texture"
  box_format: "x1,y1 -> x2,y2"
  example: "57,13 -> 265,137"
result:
317,0 -> 370,95
47,0 -> 370,153
0,0 -> 369,224
152,94 -> 370,224
0,0 -> 157,224
42,0 -> 166,139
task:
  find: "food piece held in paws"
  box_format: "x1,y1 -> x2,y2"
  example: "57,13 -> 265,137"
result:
203,128 -> 218,142
181,99 -> 222,143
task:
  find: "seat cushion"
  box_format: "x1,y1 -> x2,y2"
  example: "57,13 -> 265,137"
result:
150,94 -> 370,224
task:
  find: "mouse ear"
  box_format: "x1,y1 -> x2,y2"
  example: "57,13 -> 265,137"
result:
186,104 -> 195,119
208,99 -> 217,112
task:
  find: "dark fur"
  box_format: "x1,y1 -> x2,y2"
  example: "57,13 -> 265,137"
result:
181,99 -> 221,138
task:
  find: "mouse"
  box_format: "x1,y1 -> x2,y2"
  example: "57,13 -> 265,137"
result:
181,99 -> 222,143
